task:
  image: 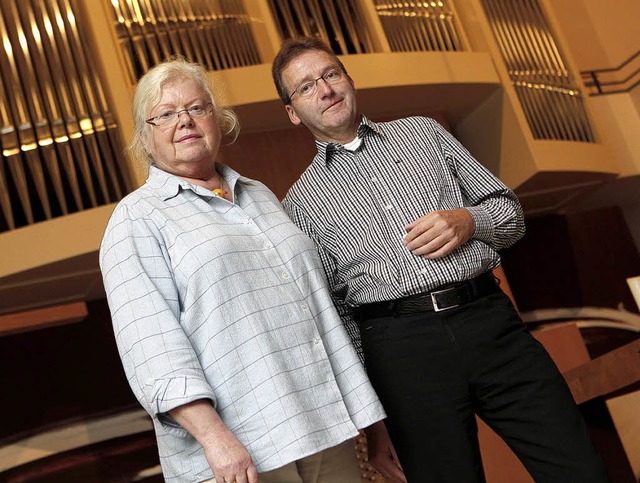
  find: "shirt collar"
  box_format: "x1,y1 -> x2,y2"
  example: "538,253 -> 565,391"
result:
146,163 -> 250,201
313,115 -> 382,166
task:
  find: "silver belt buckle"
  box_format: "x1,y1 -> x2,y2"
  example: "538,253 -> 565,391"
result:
430,287 -> 459,312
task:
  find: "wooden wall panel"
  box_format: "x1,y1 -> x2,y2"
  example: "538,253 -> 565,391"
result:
501,206 -> 640,313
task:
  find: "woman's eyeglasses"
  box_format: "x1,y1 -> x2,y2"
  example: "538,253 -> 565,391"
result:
146,103 -> 213,127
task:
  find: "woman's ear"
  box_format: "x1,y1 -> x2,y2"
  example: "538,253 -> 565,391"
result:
141,130 -> 152,155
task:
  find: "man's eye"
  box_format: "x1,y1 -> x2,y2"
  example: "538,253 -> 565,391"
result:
325,70 -> 338,79
159,111 -> 175,120
299,83 -> 313,94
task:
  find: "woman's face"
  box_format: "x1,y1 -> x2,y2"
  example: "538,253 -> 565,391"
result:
143,77 -> 221,178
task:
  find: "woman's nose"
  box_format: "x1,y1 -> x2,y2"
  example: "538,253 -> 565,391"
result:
177,110 -> 195,127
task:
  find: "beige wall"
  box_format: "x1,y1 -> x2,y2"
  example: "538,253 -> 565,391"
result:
548,0 -> 640,70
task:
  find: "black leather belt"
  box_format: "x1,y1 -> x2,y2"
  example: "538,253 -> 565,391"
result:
355,272 -> 499,320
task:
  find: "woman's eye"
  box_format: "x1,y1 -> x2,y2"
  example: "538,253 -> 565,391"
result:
159,111 -> 174,120
190,105 -> 204,114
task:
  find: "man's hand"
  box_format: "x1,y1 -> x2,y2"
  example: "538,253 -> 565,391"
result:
365,421 -> 407,483
404,208 -> 475,258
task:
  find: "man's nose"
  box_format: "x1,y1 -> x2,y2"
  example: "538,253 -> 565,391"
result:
316,77 -> 334,96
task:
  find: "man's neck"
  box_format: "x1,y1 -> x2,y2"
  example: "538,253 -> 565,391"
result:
314,116 -> 361,144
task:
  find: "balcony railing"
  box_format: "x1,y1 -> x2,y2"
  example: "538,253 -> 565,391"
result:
267,0 -> 377,54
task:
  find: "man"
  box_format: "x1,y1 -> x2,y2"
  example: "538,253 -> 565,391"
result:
271,37 -> 609,482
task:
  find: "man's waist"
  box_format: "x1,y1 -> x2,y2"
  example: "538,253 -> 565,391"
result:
353,272 -> 500,320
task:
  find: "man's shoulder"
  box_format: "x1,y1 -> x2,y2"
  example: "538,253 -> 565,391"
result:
373,115 -> 439,132
284,163 -> 338,226
283,175 -> 312,211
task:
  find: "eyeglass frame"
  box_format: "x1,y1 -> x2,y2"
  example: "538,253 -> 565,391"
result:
288,67 -> 345,102
145,102 -> 214,127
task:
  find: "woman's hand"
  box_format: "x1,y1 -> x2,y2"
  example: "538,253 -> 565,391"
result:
169,399 -> 258,483
202,428 -> 258,483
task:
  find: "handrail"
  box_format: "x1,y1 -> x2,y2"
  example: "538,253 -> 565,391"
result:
585,50 -> 640,74
581,50 -> 640,95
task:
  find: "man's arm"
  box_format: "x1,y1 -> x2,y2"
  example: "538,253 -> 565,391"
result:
170,400 -> 258,483
403,120 -> 524,259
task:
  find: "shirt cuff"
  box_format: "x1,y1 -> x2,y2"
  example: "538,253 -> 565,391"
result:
465,206 -> 494,244
144,376 -> 216,434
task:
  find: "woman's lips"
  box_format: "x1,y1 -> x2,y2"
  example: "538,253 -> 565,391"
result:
177,134 -> 200,142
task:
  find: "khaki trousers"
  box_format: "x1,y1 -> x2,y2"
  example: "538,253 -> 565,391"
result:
203,439 -> 361,483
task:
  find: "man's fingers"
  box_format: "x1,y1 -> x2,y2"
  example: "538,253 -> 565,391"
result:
369,452 -> 407,483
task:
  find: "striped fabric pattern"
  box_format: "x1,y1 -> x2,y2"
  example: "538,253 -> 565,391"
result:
283,116 -> 525,356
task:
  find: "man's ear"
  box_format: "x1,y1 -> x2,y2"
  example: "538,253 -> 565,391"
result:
347,74 -> 355,89
285,105 -> 302,126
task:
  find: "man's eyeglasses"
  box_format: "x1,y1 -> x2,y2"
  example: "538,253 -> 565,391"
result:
289,68 -> 344,101
146,103 -> 213,127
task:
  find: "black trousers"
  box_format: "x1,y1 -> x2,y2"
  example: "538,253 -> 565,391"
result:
359,290 -> 609,483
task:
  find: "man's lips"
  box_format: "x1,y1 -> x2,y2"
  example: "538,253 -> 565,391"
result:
323,99 -> 343,113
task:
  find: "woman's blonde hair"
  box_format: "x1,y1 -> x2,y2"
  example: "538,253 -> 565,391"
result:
128,57 -> 240,169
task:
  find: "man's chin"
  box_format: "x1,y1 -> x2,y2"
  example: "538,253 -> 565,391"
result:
323,100 -> 342,113
324,112 -> 356,130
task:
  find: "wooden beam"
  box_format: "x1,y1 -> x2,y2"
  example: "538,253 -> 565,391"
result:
0,301 -> 88,336
564,339 -> 640,405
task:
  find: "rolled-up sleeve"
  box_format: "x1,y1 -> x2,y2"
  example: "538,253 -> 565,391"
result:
99,204 -> 216,432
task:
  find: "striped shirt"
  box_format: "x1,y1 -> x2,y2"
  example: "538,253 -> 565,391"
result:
283,116 -> 525,355
100,165 -> 385,482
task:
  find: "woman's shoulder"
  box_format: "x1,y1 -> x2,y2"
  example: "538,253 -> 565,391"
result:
105,180 -> 177,237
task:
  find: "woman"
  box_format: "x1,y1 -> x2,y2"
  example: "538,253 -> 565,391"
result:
99,58 -> 388,483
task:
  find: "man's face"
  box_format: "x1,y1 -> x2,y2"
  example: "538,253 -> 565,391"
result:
282,50 -> 359,144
